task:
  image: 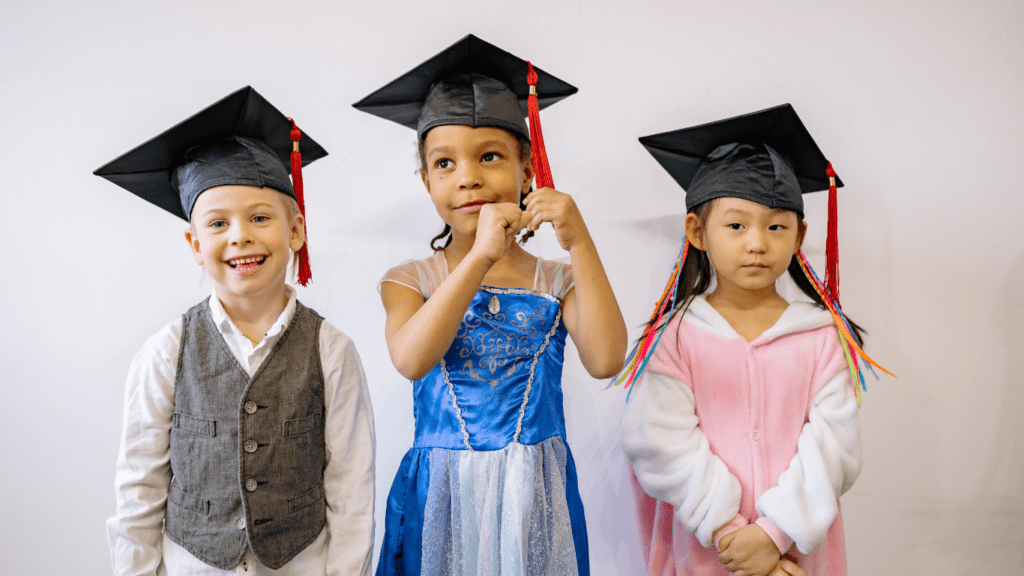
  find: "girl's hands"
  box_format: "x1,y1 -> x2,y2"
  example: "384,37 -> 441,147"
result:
717,524 -> 782,576
522,187 -> 589,251
469,202 -> 525,264
768,558 -> 808,576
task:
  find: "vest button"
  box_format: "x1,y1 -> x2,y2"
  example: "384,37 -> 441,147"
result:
244,402 -> 258,414
245,478 -> 258,492
244,440 -> 258,453
236,517 -> 246,530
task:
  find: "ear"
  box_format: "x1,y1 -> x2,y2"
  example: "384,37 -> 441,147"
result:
794,220 -> 808,254
289,213 -> 306,252
521,162 -> 534,195
684,212 -> 705,251
184,228 -> 204,265
421,170 -> 431,194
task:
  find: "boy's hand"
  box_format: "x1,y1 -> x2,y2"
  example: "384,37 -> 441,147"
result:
522,187 -> 589,251
471,202 -> 524,263
717,524 -> 782,576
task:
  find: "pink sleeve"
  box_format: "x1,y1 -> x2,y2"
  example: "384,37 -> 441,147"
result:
754,516 -> 794,555
808,326 -> 850,400
646,315 -> 691,386
712,514 -> 748,548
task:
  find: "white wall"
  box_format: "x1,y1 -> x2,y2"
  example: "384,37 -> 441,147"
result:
1,1 -> 1021,574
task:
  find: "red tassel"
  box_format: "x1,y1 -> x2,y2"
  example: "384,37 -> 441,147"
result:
288,118 -> 312,286
526,61 -> 555,190
824,162 -> 838,303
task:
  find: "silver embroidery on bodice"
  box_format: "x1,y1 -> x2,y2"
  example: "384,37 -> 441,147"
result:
440,287 -> 563,450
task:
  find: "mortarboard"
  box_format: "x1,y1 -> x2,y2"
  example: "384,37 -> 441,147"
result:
93,86 -> 326,285
638,103 -> 842,216
351,34 -> 577,141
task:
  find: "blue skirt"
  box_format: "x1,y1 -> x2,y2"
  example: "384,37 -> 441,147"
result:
376,437 -> 589,576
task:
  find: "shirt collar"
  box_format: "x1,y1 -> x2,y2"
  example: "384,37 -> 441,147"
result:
207,286 -> 298,345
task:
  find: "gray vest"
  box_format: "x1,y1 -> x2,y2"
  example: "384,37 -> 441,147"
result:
165,299 -> 327,570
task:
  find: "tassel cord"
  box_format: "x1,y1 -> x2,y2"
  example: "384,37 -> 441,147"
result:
288,118 -> 312,286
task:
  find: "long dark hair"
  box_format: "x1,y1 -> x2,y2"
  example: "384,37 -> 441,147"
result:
650,200 -> 866,345
418,130 -> 536,251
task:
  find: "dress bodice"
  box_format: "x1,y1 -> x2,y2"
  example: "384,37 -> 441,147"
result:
412,286 -> 567,451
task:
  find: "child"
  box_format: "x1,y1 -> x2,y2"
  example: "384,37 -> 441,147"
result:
619,104 -> 891,576
96,86 -> 376,576
353,35 -> 627,575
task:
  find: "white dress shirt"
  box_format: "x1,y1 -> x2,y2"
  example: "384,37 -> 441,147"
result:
108,287 -> 375,576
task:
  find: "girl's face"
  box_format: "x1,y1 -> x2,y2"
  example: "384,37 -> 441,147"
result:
686,197 -> 805,297
420,124 -> 532,240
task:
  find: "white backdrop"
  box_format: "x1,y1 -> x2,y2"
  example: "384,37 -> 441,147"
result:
1,1 -> 1022,575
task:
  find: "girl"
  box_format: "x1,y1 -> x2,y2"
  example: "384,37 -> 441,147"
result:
97,86 -> 376,576
353,35 -> 627,576
619,104 -> 892,576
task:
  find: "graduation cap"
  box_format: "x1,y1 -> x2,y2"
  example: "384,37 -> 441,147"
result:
639,103 -> 841,216
353,34 -> 577,143
93,86 -> 327,285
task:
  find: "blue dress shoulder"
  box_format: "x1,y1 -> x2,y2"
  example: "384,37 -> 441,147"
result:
377,256 -> 588,576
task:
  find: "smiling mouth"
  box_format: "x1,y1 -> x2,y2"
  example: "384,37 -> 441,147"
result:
457,200 -> 489,211
227,255 -> 267,274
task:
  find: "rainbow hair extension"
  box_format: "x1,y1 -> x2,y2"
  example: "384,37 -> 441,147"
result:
796,252 -> 896,404
612,239 -> 690,398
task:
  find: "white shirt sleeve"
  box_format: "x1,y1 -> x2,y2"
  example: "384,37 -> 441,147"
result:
622,371 -> 743,548
107,320 -> 181,576
755,368 -> 862,554
319,322 -> 376,576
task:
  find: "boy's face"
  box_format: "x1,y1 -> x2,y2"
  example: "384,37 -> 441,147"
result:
185,185 -> 304,306
420,125 -> 532,240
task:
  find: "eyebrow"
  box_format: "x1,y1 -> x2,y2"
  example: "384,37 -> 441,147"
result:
426,140 -> 512,157
720,207 -> 793,217
720,207 -> 752,217
196,201 -> 278,216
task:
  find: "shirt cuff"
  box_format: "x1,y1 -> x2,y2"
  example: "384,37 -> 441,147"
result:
754,516 -> 794,555
713,514 -> 748,549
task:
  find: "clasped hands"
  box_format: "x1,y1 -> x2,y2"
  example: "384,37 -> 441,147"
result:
718,524 -> 807,576
471,188 -> 589,263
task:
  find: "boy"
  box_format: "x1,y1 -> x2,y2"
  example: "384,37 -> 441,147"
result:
97,86 -> 375,576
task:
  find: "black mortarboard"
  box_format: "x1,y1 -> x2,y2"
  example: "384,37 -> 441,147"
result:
352,34 -> 577,141
94,86 -> 327,221
639,103 -> 841,216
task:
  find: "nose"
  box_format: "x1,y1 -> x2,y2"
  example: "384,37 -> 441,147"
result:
746,228 -> 767,253
229,222 -> 254,245
457,163 -> 483,190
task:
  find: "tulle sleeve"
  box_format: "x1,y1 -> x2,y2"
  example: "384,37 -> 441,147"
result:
377,252 -> 448,299
534,257 -> 574,299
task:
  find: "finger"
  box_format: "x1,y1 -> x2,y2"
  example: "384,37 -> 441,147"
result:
529,212 -> 549,232
518,209 -> 533,231
504,218 -> 524,237
778,559 -> 803,576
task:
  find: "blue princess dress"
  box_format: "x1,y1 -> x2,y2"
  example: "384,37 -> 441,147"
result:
377,252 -> 588,576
